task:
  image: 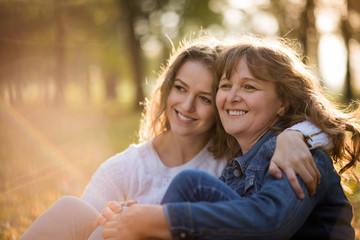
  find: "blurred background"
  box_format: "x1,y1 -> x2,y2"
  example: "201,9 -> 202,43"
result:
0,0 -> 359,239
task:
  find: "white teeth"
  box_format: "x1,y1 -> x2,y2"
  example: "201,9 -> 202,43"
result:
178,112 -> 192,121
228,110 -> 247,116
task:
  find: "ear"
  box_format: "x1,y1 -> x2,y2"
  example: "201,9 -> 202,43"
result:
277,99 -> 289,117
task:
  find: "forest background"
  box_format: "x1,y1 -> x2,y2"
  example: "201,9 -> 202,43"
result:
0,0 -> 359,239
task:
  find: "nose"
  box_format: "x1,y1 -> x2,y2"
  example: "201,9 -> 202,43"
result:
182,95 -> 196,112
226,87 -> 241,103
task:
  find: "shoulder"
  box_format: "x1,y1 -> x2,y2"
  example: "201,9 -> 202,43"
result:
256,135 -> 277,157
100,140 -> 153,170
310,148 -> 334,172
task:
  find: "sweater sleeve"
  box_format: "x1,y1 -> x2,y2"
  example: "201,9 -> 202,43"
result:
81,153 -> 130,212
286,120 -> 333,151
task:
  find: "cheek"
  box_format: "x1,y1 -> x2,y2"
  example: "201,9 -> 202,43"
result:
201,107 -> 216,122
256,97 -> 282,118
166,90 -> 177,106
215,91 -> 224,110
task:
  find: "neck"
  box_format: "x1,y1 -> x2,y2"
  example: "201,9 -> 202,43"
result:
236,121 -> 278,155
153,131 -> 210,167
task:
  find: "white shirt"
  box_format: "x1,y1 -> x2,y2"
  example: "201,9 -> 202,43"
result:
81,139 -> 227,211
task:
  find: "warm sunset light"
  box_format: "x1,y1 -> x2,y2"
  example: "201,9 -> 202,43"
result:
1,0 -> 359,239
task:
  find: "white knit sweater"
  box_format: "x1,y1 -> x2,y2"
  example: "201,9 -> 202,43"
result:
81,139 -> 227,211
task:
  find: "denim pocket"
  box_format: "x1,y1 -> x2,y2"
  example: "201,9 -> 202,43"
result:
244,175 -> 256,196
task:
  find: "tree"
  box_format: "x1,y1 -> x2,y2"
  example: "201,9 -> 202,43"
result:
53,1 -> 66,104
341,0 -> 360,102
117,0 -> 145,110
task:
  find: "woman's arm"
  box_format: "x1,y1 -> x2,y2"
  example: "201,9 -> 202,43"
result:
270,121 -> 331,199
81,163 -> 123,211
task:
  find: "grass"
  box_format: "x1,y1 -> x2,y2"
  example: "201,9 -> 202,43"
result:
0,101 -> 141,239
0,101 -> 359,239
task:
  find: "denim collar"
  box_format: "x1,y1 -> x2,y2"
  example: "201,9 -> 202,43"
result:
234,122 -> 282,174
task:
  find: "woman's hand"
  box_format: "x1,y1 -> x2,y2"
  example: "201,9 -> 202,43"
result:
102,204 -> 171,240
269,130 -> 321,199
95,200 -> 137,227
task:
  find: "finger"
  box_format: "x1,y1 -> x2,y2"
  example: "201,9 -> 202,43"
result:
303,161 -> 320,195
299,151 -> 319,186
107,201 -> 123,214
102,222 -> 117,239
307,155 -> 321,184
126,200 -> 137,207
268,161 -> 283,179
289,151 -> 318,195
285,170 -> 304,200
101,206 -> 116,221
292,154 -> 318,195
296,164 -> 316,196
96,214 -> 108,226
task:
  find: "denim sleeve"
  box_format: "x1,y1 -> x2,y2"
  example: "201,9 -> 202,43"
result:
163,151 -> 332,240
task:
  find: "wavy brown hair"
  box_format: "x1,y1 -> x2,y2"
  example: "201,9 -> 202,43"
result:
212,35 -> 360,173
139,36 -> 227,159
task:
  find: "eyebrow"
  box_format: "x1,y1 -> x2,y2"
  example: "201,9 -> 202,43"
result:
174,79 -> 212,96
220,76 -> 259,83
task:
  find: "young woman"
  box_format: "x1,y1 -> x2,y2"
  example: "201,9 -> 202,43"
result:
19,36 -> 331,240
100,36 -> 358,239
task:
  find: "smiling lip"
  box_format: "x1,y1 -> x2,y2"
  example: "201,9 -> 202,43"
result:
175,110 -> 196,123
227,110 -> 248,116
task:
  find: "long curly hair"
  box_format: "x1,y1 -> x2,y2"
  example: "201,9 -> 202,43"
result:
212,35 -> 360,174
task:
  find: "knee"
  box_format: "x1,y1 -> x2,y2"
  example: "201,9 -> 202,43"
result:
54,196 -> 82,208
52,196 -> 98,219
53,196 -> 96,214
172,169 -> 209,185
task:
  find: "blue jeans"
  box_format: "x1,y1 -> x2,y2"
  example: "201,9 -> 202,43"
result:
161,169 -> 240,204
161,167 -> 354,240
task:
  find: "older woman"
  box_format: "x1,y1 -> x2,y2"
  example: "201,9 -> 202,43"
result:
101,36 -> 359,239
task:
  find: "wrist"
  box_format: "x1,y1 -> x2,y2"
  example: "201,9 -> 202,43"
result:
281,129 -> 311,148
136,205 -> 171,239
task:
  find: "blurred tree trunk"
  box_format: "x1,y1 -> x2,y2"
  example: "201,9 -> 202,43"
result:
0,3 -> 24,104
298,0 -> 318,66
118,0 -> 144,110
342,0 -> 360,102
341,19 -> 353,103
348,0 -> 360,42
105,72 -> 118,100
53,1 -> 66,105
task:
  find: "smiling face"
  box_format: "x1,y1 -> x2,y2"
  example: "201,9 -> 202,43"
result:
216,57 -> 286,153
166,60 -> 216,139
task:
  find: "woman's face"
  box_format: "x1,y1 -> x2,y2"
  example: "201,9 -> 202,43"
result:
216,57 -> 286,149
166,60 -> 216,139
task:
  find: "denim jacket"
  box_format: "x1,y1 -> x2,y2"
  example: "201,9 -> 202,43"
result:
163,128 -> 355,239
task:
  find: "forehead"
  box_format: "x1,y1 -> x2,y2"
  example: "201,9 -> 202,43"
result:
221,57 -> 253,80
176,60 -> 213,88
